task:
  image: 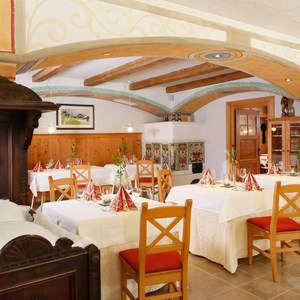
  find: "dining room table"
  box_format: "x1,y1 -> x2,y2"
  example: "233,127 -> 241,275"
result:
165,173 -> 300,273
41,196 -> 176,299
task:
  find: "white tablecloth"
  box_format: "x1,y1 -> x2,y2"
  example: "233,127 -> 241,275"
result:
28,164 -> 140,196
166,183 -> 274,273
42,198 -> 174,299
254,174 -> 300,188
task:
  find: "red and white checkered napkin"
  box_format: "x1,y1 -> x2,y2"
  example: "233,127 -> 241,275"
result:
199,168 -> 215,185
110,186 -> 137,212
82,179 -> 95,201
267,162 -> 279,175
54,160 -> 64,169
32,161 -> 43,172
245,172 -> 263,191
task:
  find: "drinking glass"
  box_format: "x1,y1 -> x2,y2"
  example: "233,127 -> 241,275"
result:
240,168 -> 247,182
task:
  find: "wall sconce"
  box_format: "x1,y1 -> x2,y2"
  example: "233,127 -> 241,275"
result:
48,126 -> 55,134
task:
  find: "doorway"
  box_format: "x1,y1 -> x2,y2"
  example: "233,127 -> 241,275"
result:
226,96 -> 275,174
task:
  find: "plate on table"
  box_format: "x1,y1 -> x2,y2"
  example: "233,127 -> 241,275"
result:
222,183 -> 234,188
97,200 -> 111,207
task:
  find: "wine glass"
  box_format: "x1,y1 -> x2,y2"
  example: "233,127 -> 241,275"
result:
240,168 -> 247,183
210,169 -> 216,185
132,187 -> 141,200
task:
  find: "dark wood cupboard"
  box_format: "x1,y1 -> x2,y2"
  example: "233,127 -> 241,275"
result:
0,76 -> 57,204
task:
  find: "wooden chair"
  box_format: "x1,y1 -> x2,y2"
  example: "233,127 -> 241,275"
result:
99,184 -> 114,195
119,199 -> 192,300
157,167 -> 173,202
49,175 -> 77,201
247,181 -> 300,282
136,160 -> 158,200
70,163 -> 91,192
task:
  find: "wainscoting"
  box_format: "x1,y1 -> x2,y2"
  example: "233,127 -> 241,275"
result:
28,133 -> 142,168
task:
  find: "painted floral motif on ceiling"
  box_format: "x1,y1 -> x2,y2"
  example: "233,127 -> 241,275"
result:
25,0 -> 225,52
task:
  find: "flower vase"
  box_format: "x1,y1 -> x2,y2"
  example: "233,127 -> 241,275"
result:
232,164 -> 237,186
297,159 -> 300,172
113,168 -> 130,193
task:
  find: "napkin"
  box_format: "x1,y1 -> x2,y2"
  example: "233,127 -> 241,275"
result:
32,161 -> 43,172
54,160 -> 64,169
110,186 -> 137,212
245,172 -> 263,191
199,168 -> 215,185
267,162 -> 279,175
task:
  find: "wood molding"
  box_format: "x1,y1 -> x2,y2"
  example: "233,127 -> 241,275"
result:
0,62 -> 16,80
129,63 -> 227,90
84,57 -> 173,86
28,132 -> 142,168
166,71 -> 252,93
32,63 -> 78,82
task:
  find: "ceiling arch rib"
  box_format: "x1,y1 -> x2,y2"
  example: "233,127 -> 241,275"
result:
32,86 -> 171,116
174,81 -> 287,114
15,40 -> 300,99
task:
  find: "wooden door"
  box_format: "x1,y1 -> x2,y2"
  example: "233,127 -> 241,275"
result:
236,109 -> 260,173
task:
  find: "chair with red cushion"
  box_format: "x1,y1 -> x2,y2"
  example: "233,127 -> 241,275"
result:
157,167 -> 173,202
70,163 -> 91,196
136,160 -> 158,200
247,181 -> 300,282
119,199 -> 192,300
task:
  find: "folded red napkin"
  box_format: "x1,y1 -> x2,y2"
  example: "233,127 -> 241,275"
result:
54,160 -> 64,169
245,172 -> 263,191
267,162 -> 279,175
32,161 -> 43,172
199,168 -> 215,185
82,179 -> 95,201
111,186 -> 137,212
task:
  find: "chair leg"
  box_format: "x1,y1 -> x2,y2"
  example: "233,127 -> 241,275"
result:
138,280 -> 145,300
270,240 -> 278,282
247,225 -> 253,265
280,241 -> 286,262
120,262 -> 127,300
181,273 -> 189,299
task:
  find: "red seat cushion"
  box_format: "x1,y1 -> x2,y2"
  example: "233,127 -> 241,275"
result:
119,248 -> 181,273
247,216 -> 300,232
139,177 -> 158,184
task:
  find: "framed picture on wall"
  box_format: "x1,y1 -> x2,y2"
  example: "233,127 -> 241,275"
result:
177,143 -> 188,170
56,104 -> 95,130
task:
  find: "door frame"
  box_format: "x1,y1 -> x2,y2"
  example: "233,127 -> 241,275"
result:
226,96 -> 275,166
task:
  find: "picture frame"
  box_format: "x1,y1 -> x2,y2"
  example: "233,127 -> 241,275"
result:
56,104 -> 95,130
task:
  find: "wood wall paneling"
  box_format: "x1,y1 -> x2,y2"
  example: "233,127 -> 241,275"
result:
28,133 -> 142,168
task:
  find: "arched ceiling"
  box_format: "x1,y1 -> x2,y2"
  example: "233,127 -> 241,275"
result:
33,81 -> 284,116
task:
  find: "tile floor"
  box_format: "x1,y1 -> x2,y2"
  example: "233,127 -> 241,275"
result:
186,252 -> 300,300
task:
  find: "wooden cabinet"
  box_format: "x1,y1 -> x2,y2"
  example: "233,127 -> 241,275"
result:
268,117 -> 300,171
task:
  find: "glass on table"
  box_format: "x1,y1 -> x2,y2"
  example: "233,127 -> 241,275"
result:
46,159 -> 54,169
132,187 -> 141,200
240,168 -> 247,182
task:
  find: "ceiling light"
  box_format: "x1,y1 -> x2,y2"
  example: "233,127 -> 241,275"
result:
285,78 -> 292,82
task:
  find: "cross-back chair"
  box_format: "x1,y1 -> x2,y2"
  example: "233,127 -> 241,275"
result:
157,167 -> 173,202
136,160 -> 158,200
119,199 -> 192,300
70,162 -> 91,192
247,181 -> 300,282
48,175 -> 77,201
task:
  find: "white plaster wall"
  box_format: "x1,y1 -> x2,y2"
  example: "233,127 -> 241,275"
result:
35,97 -> 161,134
193,92 -> 300,179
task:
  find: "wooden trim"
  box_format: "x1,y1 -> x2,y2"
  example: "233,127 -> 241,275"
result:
166,71 -> 252,93
129,63 -> 227,90
226,96 -> 275,167
84,57 -> 173,86
33,132 -> 142,137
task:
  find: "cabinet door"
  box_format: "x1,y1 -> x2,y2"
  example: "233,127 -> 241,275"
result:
286,121 -> 300,171
269,121 -> 285,171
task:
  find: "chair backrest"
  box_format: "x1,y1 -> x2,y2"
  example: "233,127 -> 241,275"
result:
157,167 -> 173,202
49,175 -> 77,201
70,163 -> 91,185
136,159 -> 154,185
138,199 -> 192,276
271,181 -> 300,234
99,184 -> 114,195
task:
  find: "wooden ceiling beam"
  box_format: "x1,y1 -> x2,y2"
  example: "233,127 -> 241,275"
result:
84,57 -> 173,86
129,63 -> 227,90
166,71 -> 252,93
32,63 -> 78,82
